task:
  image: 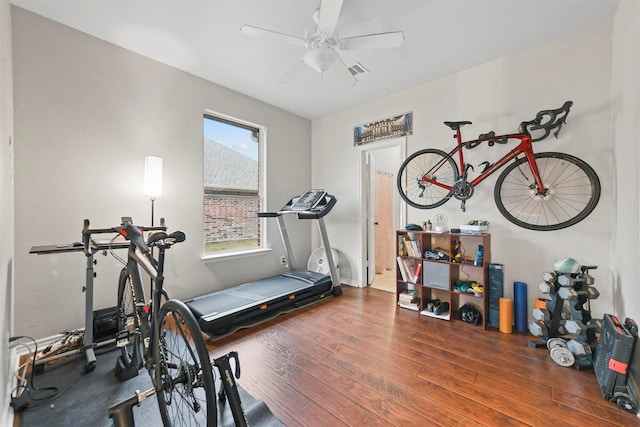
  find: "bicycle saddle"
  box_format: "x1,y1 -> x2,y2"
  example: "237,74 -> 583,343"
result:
147,230 -> 186,247
444,121 -> 472,131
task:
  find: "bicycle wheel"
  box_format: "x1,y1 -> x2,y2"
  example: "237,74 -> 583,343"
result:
116,268 -> 142,372
397,148 -> 458,209
494,152 -> 600,231
156,299 -> 216,427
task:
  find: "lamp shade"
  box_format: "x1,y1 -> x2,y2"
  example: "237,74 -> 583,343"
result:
144,156 -> 163,198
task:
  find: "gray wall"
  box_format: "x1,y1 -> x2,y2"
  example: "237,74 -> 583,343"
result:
1,0 -> 14,424
611,0 -> 640,397
12,6 -> 312,339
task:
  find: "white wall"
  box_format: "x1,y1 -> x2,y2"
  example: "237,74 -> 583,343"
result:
611,0 -> 640,388
0,0 -> 14,422
313,22 -> 615,320
12,7 -> 313,339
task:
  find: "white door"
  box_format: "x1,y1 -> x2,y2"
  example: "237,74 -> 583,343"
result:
360,138 -> 406,288
366,152 -> 376,285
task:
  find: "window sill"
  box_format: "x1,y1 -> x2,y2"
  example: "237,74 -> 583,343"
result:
201,247 -> 272,263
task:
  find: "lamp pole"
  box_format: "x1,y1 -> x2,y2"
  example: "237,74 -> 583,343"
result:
150,197 -> 156,226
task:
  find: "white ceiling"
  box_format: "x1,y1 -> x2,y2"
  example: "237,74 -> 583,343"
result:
12,0 -> 619,119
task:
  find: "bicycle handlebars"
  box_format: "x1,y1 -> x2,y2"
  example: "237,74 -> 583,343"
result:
519,100 -> 573,142
119,222 -> 150,254
81,218 -> 184,256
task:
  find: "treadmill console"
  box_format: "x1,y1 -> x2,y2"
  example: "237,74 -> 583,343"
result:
259,190 -> 336,219
291,189 -> 326,211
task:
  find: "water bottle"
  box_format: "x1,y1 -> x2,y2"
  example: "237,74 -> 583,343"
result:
474,245 -> 484,266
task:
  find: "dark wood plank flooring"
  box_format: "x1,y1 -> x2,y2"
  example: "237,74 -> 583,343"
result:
209,286 -> 640,426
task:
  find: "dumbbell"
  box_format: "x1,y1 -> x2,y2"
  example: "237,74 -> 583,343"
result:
564,319 -> 602,336
541,271 -> 557,283
557,274 -> 584,287
566,339 -> 592,357
529,321 -> 549,337
558,286 -> 600,301
577,272 -> 595,286
538,281 -> 556,294
529,318 -> 569,337
532,307 -> 550,321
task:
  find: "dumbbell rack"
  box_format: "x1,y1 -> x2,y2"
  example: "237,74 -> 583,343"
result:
528,265 -> 600,370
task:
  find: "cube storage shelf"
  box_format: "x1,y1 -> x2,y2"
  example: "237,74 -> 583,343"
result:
396,229 -> 491,328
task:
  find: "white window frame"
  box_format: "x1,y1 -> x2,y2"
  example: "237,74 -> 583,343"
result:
201,109 -> 268,261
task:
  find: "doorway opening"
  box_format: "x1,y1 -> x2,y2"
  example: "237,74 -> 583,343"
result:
360,138 -> 405,292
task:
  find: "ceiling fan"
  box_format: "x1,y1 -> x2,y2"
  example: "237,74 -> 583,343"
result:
240,0 -> 405,86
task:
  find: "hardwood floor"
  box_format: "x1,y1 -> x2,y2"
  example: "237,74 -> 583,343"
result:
369,268 -> 396,294
208,286 -> 640,426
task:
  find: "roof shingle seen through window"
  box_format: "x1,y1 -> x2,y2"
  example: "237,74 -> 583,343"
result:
204,138 -> 258,191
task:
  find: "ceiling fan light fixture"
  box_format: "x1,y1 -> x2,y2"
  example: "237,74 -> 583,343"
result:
303,46 -> 338,73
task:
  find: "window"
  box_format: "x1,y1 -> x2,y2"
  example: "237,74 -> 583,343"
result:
203,112 -> 263,255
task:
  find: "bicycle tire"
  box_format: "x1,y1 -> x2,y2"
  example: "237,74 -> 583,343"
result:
156,299 -> 216,427
116,268 -> 142,372
397,148 -> 459,209
494,152 -> 600,231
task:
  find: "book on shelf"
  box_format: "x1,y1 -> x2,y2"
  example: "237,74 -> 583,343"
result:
410,239 -> 422,258
400,236 -> 422,258
398,300 -> 420,311
404,258 -> 419,282
398,290 -> 417,303
398,236 -> 407,256
396,256 -> 408,281
396,257 -> 421,283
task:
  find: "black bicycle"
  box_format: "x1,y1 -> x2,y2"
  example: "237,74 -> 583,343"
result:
87,218 -> 215,426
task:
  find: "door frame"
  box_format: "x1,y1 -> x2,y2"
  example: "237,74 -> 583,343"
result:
358,137 -> 406,288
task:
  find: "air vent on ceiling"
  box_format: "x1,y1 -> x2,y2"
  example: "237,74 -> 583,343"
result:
348,62 -> 369,77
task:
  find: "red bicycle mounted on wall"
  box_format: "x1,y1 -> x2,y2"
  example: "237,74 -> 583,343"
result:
397,101 -> 601,231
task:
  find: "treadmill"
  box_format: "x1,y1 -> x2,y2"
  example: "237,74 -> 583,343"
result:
185,190 -> 342,337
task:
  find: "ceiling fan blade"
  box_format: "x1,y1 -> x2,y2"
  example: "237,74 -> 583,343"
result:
277,60 -> 307,83
330,56 -> 357,87
240,25 -> 306,47
338,31 -> 405,51
317,0 -> 344,35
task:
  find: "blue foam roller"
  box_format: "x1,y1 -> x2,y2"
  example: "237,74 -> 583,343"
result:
514,281 -> 528,332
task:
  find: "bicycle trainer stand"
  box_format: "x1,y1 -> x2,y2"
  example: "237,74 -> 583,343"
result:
108,351 -> 247,427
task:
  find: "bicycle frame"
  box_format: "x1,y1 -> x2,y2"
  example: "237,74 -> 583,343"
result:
122,233 -> 164,385
431,130 -> 546,194
449,129 -> 545,193
425,101 -> 575,196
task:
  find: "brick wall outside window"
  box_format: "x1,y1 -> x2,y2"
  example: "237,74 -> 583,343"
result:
204,194 -> 260,244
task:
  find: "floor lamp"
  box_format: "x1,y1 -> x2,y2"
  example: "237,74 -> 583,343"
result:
144,156 -> 163,226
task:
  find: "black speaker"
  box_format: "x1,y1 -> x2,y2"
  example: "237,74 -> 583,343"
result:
93,306 -> 118,341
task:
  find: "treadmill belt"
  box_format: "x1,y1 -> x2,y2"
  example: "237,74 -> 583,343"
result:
186,271 -> 332,324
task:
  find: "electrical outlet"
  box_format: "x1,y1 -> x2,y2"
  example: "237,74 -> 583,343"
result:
280,256 -> 287,265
